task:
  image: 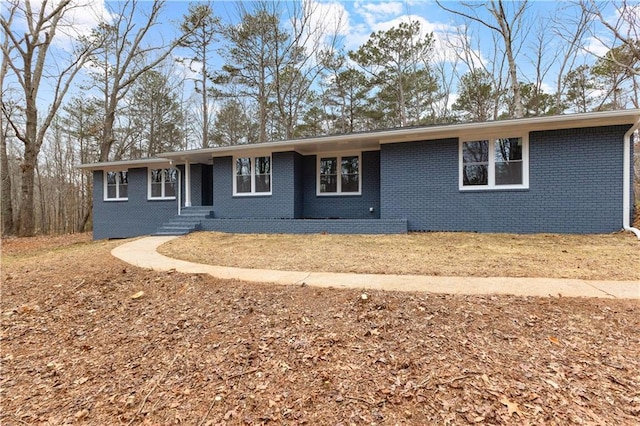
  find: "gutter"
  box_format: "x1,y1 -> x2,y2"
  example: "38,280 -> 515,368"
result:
623,118 -> 640,239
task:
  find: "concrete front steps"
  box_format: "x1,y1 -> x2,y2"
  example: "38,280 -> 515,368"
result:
153,206 -> 213,236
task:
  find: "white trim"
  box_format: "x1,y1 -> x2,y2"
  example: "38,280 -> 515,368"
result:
316,152 -> 362,196
147,168 -> 177,200
232,155 -> 273,196
79,158 -> 171,171
459,135 -> 529,191
184,160 -> 192,207
103,170 -> 128,201
177,168 -> 181,216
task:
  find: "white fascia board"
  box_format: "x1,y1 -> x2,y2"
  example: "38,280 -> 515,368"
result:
77,158 -> 172,171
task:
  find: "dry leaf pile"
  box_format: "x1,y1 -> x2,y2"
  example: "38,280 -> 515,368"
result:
1,235 -> 639,425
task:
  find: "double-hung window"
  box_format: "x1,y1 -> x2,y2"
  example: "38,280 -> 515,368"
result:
148,168 -> 177,200
233,156 -> 271,195
460,136 -> 528,190
318,154 -> 361,195
104,170 -> 128,201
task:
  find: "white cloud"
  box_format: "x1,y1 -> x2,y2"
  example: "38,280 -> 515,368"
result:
307,0 -> 350,36
12,0 -> 115,51
583,36 -> 610,58
354,1 -> 404,27
583,2 -> 639,59
540,81 -> 554,94
60,0 -> 114,37
173,56 -> 203,83
343,9 -> 468,71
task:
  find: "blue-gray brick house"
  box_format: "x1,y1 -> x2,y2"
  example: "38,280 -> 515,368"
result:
79,110 -> 640,239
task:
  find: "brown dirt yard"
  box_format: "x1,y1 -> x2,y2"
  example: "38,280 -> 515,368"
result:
1,233 -> 639,425
159,232 -> 640,281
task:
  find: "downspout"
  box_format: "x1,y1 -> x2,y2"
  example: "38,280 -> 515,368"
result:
623,118 -> 640,239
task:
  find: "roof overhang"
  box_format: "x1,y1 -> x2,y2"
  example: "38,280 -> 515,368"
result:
79,110 -> 640,168
76,158 -> 172,171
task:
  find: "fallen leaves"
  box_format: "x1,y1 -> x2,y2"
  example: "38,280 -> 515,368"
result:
1,235 -> 639,425
500,395 -> 523,417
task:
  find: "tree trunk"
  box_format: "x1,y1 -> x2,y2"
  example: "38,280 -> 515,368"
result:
0,9 -> 13,236
100,109 -> 115,162
495,5 -> 524,118
201,42 -> 209,148
258,68 -> 267,143
1,127 -> 14,235
18,145 -> 36,236
36,162 -> 47,234
78,200 -> 91,233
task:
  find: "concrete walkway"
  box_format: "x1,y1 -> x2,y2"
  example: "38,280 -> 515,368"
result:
112,236 -> 640,299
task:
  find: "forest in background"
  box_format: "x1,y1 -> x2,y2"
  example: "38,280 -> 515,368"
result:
1,0 -> 639,236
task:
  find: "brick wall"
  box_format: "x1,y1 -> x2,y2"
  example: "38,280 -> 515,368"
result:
92,168 -> 178,239
212,152 -> 297,218
201,218 -> 406,234
380,125 -> 632,233
91,124 -> 633,238
301,150 -> 381,219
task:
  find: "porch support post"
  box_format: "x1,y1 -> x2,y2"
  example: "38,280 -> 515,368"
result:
184,159 -> 192,207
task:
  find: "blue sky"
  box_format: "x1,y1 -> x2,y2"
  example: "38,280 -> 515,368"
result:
3,0 -> 626,110
100,1 -> 619,87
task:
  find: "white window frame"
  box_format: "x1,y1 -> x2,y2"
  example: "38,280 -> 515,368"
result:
232,155 -> 272,196
316,152 -> 362,196
103,170 -> 128,201
459,135 -> 529,191
147,168 -> 177,200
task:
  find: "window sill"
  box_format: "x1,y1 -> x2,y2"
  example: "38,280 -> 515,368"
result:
459,186 -> 529,192
148,197 -> 176,201
316,192 -> 362,197
233,193 -> 272,197
104,198 -> 128,202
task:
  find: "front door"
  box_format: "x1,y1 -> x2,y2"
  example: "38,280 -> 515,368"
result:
201,164 -> 213,205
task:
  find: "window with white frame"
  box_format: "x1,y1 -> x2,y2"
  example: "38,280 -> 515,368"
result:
104,170 -> 128,201
318,154 -> 361,195
233,156 -> 271,195
148,168 -> 177,199
460,136 -> 528,189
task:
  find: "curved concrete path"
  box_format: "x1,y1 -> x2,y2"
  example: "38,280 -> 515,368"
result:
112,236 -> 640,299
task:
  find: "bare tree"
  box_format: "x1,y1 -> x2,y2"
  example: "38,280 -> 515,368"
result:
580,0 -> 640,109
443,22 -> 508,120
1,2 -> 16,235
61,96 -> 102,232
0,0 -> 96,236
550,4 -> 591,112
437,0 -> 529,118
581,0 -> 640,72
85,0 -> 198,162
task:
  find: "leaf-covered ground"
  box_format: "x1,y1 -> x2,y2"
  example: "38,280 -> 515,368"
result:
2,234 -> 639,425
